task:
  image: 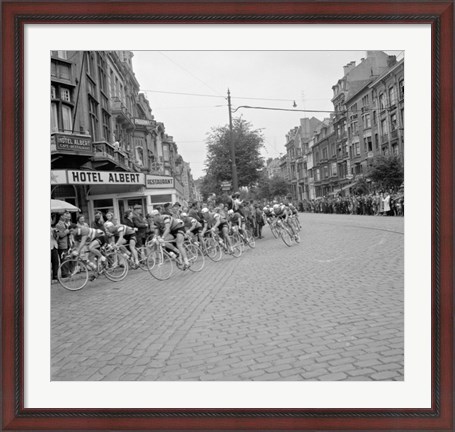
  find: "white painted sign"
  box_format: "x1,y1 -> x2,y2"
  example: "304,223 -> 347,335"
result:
145,175 -> 174,189
52,169 -> 145,185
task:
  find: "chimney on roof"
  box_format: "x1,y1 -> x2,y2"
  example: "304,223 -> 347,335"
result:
343,61 -> 356,76
387,55 -> 397,67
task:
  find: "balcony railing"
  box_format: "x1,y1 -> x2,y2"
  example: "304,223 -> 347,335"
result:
381,134 -> 389,144
111,99 -> 134,128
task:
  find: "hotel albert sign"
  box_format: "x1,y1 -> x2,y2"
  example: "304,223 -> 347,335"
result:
51,170 -> 145,185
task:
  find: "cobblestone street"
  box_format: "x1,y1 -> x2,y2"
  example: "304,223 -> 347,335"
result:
51,213 -> 404,381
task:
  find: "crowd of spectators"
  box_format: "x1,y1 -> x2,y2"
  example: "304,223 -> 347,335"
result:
297,191 -> 404,216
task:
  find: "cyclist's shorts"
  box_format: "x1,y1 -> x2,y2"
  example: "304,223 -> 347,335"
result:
170,226 -> 186,237
124,233 -> 137,243
92,235 -> 107,247
192,226 -> 203,236
218,222 -> 229,231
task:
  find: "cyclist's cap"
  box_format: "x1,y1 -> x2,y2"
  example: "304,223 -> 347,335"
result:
273,204 -> 280,210
201,208 -> 209,213
149,210 -> 160,216
104,221 -> 114,229
228,209 -> 234,215
172,202 -> 181,207
180,212 -> 188,217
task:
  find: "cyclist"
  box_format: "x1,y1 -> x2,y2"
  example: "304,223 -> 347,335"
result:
202,207 -> 233,253
150,209 -> 190,268
181,212 -> 204,246
288,202 -> 301,229
68,224 -> 107,270
104,221 -> 140,268
227,209 -> 245,237
273,204 -> 298,240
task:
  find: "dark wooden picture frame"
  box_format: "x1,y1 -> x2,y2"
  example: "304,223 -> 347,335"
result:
2,1 -> 453,430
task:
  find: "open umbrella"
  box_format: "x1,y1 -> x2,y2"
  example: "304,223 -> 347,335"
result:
51,199 -> 80,213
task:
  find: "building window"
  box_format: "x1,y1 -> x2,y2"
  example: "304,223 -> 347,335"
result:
88,96 -> 99,140
61,105 -> 73,132
392,144 -> 399,155
399,79 -> 404,99
375,133 -> 379,150
389,86 -> 397,106
324,166 -> 329,178
98,53 -> 107,94
363,113 -> 371,129
60,88 -> 71,102
355,142 -> 360,156
86,52 -> 95,77
380,119 -> 387,135
316,169 -> 320,181
51,104 -> 58,132
322,148 -> 328,160
51,50 -> 68,59
390,113 -> 398,131
135,147 -> 144,166
331,162 -> 337,176
373,111 -> 377,126
379,92 -> 386,109
102,110 -> 111,141
364,136 -> 373,152
331,143 -> 336,157
51,84 -> 73,133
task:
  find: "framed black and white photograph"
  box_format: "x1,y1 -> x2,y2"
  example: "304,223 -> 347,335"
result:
2,1 -> 453,430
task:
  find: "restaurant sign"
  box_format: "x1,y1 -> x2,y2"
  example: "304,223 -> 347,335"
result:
51,169 -> 145,185
53,134 -> 92,154
145,175 -> 174,189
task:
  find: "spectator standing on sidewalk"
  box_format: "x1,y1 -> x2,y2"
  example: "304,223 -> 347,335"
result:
132,204 -> 148,248
383,191 -> 391,216
55,211 -> 71,277
51,215 -> 59,283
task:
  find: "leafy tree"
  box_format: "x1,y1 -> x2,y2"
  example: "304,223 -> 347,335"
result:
254,172 -> 290,201
269,175 -> 290,199
203,118 -> 265,192
367,155 -> 404,191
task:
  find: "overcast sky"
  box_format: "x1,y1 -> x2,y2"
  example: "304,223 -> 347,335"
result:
132,51 -> 402,179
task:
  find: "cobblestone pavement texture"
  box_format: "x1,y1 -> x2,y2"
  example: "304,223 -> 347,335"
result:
51,213 -> 404,381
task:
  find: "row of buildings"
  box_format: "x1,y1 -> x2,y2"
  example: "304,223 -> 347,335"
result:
266,51 -> 404,201
51,50 -> 198,223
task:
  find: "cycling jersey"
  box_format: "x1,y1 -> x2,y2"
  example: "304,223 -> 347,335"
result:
229,213 -> 244,225
73,227 -> 104,242
182,216 -> 202,231
155,215 -> 185,236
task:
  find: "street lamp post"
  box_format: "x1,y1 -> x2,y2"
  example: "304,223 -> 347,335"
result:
227,89 -> 239,192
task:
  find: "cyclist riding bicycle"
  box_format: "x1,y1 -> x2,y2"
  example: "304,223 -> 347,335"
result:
104,221 -> 140,268
150,209 -> 190,268
201,207 -> 234,252
68,224 -> 107,269
180,212 -> 204,245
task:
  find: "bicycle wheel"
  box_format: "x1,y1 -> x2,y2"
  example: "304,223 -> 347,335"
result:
185,244 -> 205,272
104,251 -> 129,281
204,237 -> 222,262
136,248 -> 149,271
245,230 -> 256,248
58,259 -> 89,291
148,250 -> 173,280
270,223 -> 278,238
226,236 -> 242,258
231,232 -> 245,253
279,228 -> 294,247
